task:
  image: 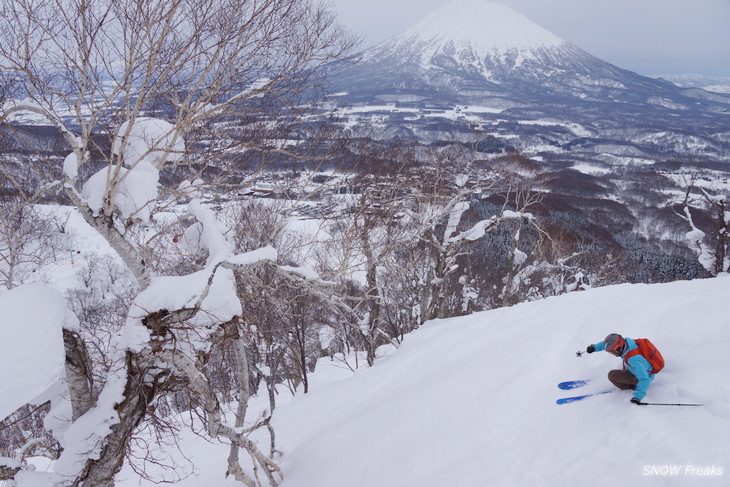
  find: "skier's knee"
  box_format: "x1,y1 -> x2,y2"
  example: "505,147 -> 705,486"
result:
607,369 -> 622,386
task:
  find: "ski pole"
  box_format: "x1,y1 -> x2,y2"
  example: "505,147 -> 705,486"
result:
576,350 -> 584,357
637,402 -> 703,407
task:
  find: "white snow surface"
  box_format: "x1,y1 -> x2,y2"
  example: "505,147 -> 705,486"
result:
113,275 -> 730,487
0,284 -> 72,422
80,117 -> 184,221
62,153 -> 79,180
392,0 -> 564,55
81,161 -> 160,221
113,118 -> 184,168
275,277 -> 730,487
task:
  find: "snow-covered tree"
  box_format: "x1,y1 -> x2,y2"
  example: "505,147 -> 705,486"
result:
672,169 -> 729,276
317,143 -> 544,357
0,198 -> 64,289
313,139 -> 419,365
406,149 -> 541,322
0,0 -> 352,485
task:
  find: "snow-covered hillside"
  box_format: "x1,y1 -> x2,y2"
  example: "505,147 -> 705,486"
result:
113,276 -> 730,487
656,74 -> 730,94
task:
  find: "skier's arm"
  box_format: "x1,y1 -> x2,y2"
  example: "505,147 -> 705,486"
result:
590,341 -> 605,352
626,355 -> 652,401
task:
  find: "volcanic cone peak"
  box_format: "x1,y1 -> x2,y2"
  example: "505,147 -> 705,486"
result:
365,0 -> 568,67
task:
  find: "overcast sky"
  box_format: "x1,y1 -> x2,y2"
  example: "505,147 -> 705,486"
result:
330,0 -> 730,77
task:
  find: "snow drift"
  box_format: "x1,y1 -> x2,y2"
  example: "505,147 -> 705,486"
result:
0,285 -> 74,422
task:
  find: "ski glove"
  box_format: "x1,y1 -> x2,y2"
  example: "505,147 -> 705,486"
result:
630,398 -> 642,405
586,345 -> 595,354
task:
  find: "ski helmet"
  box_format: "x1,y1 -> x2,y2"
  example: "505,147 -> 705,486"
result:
604,333 -> 626,356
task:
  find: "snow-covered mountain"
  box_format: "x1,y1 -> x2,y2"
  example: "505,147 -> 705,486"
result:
654,74 -> 730,94
326,0 -> 730,161
364,0 -> 565,73
355,0 -> 628,99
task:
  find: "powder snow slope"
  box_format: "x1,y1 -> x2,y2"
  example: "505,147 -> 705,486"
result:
272,277 -> 730,487
113,276 -> 730,487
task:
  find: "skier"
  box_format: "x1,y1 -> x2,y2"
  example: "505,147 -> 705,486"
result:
585,333 -> 664,404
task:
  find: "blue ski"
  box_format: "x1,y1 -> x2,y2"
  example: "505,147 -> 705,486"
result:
558,380 -> 592,390
556,391 -> 612,405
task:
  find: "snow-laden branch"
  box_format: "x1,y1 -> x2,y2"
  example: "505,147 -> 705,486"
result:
81,161 -> 160,221
443,201 -> 470,242
278,265 -> 326,282
679,205 -> 715,273
0,438 -> 45,480
64,186 -> 152,289
449,210 -> 533,243
187,199 -> 235,266
112,117 -> 185,170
